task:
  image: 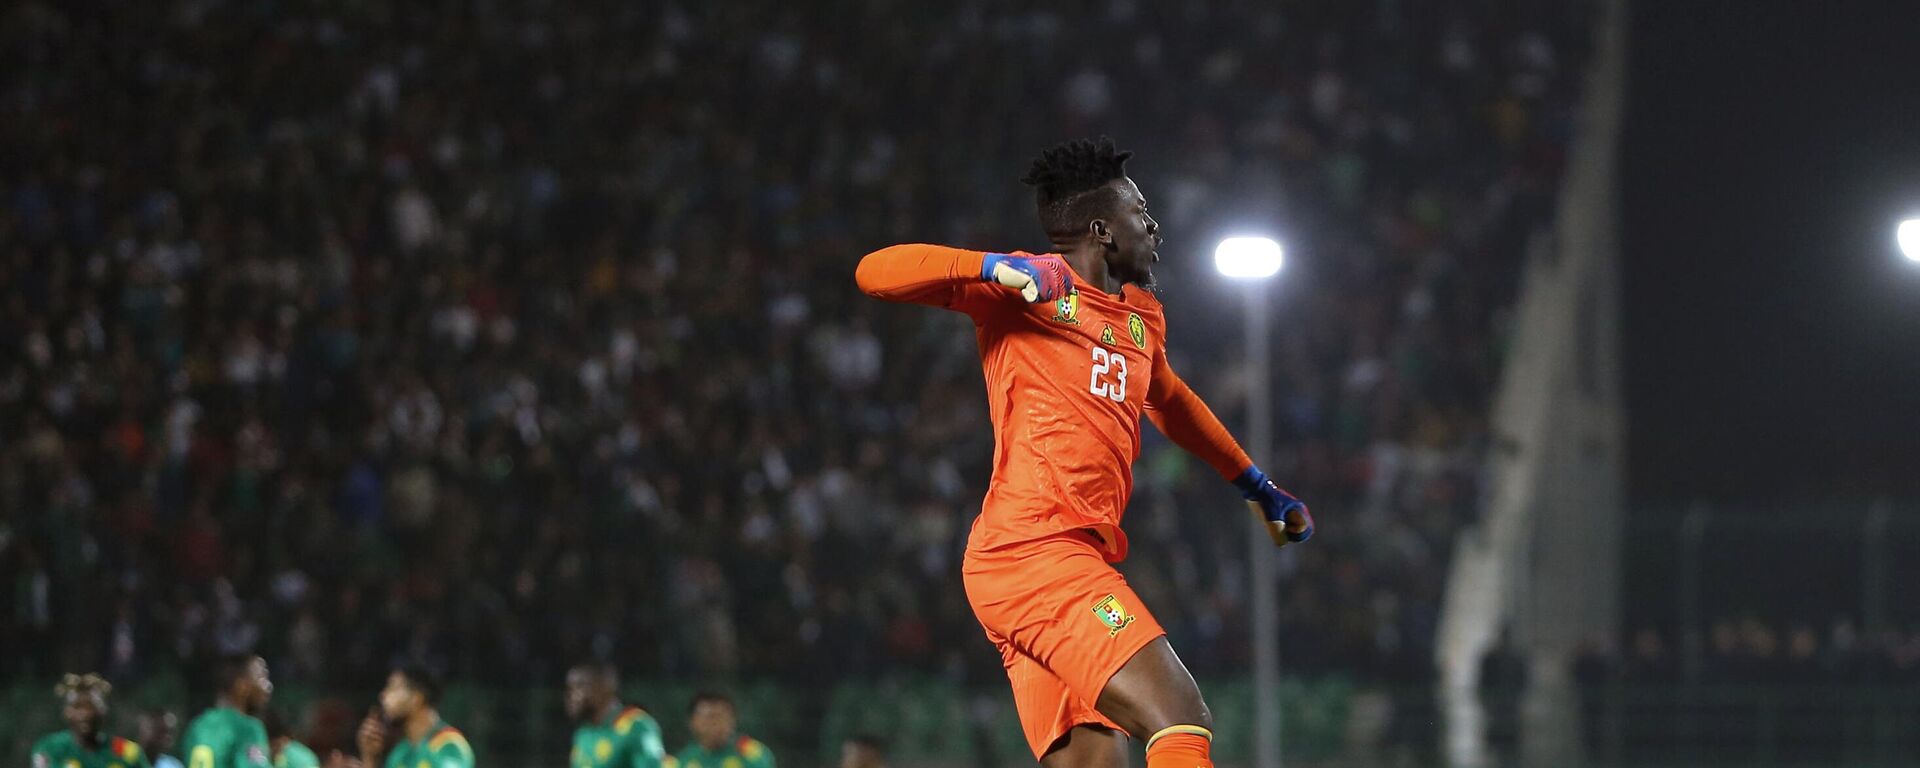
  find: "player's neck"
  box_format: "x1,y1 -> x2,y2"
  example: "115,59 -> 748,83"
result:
403,708 -> 440,741
215,694 -> 245,714
73,730 -> 104,750
1056,243 -> 1118,295
596,701 -> 622,724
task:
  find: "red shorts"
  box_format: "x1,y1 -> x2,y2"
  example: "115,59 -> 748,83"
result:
961,529 -> 1166,759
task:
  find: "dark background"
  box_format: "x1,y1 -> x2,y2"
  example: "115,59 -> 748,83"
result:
1623,0 -> 1920,503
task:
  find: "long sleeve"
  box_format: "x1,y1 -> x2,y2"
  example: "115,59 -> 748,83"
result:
854,243 -> 989,308
1145,351 -> 1253,481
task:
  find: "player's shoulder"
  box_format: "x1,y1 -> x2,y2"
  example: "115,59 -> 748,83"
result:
284,742 -> 320,768
32,730 -> 74,753
111,736 -> 145,762
613,706 -> 656,735
734,737 -> 769,761
182,710 -> 224,741
427,725 -> 471,756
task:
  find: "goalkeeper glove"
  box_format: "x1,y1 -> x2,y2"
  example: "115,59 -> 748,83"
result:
982,252 -> 1072,303
1234,466 -> 1313,547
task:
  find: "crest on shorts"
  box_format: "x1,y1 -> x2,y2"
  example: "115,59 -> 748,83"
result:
1050,292 -> 1081,325
1091,594 -> 1136,636
1126,313 -> 1147,349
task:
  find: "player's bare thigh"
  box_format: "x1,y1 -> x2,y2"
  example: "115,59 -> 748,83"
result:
1040,725 -> 1127,768
1041,639 -> 1213,768
1096,636 -> 1214,739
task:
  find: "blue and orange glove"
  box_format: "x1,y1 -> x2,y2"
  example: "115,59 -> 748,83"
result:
982,252 -> 1073,303
1234,466 -> 1313,547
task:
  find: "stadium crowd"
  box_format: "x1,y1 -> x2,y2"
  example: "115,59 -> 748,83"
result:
3,0 -> 1603,700
1567,619 -> 1920,686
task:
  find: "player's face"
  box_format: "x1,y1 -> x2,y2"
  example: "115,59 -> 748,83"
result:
689,701 -> 735,749
563,669 -> 601,721
1103,178 -> 1160,286
244,658 -> 274,712
138,712 -> 178,752
379,672 -> 420,720
64,692 -> 105,740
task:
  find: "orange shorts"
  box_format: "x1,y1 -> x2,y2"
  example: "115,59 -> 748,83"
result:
961,529 -> 1166,759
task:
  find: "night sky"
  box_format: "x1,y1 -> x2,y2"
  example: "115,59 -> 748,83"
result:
1622,0 -> 1920,504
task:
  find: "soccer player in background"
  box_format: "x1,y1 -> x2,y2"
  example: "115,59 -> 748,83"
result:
836,736 -> 885,768
354,666 -> 472,768
262,710 -> 320,768
673,693 -> 773,768
31,674 -> 152,768
182,655 -> 274,768
564,662 -> 673,768
137,709 -> 184,768
854,137 -> 1314,768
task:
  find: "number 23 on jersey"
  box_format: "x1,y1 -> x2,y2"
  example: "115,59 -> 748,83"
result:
1087,346 -> 1128,401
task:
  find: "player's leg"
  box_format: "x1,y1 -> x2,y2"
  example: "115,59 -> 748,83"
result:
965,537 -> 1130,768
1095,636 -> 1211,735
1096,638 -> 1217,768
966,531 -> 1210,767
1038,725 -> 1127,768
991,631 -> 1129,768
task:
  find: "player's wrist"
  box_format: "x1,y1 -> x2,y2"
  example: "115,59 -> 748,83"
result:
1235,465 -> 1304,518
1231,466 -> 1268,499
980,252 -> 1016,282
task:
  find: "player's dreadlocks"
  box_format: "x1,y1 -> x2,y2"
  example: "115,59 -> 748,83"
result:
1022,137 -> 1133,238
55,673 -> 111,699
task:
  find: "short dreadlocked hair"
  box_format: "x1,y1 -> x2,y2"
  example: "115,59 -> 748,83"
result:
55,673 -> 111,699
1021,137 -> 1133,238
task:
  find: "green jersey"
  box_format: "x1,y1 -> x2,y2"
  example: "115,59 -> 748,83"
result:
383,718 -> 473,768
183,708 -> 271,768
273,742 -> 321,768
571,706 -> 669,768
31,731 -> 152,768
674,737 -> 773,768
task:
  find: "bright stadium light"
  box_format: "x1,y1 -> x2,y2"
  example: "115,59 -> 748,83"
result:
1899,218 -> 1920,263
1215,236 -> 1284,279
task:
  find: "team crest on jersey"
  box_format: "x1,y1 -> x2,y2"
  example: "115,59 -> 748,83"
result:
1092,594 -> 1136,636
1100,325 -> 1117,345
1050,291 -> 1081,325
1126,313 -> 1147,349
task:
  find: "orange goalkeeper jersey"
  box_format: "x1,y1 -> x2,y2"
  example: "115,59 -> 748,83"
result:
856,244 -> 1252,562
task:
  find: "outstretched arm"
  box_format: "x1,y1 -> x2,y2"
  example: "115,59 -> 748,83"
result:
855,243 -> 1073,309
1147,352 -> 1314,546
854,244 -> 988,307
